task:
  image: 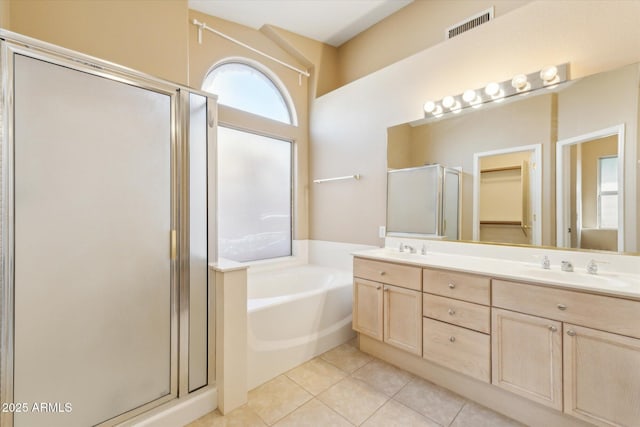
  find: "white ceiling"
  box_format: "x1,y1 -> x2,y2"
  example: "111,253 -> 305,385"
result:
188,0 -> 413,47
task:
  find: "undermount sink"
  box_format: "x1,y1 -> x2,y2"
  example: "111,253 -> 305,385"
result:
518,267 -> 639,289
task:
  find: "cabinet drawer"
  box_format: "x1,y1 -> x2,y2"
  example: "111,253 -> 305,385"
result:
422,317 -> 490,383
493,279 -> 640,339
423,269 -> 490,305
423,293 -> 490,333
354,257 -> 421,291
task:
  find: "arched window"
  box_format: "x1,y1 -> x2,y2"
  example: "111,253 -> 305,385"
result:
202,61 -> 294,124
203,59 -> 296,263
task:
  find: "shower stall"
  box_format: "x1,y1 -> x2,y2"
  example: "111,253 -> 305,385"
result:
0,31 -> 217,426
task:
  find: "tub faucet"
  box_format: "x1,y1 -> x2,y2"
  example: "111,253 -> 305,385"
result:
561,260 -> 574,272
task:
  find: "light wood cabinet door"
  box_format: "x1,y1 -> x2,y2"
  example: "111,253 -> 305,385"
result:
564,324 -> 640,427
353,278 -> 383,341
492,308 -> 563,410
384,284 -> 422,355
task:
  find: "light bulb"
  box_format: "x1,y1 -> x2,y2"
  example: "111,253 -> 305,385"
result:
511,74 -> 530,91
442,96 -> 455,109
423,101 -> 436,113
485,82 -> 501,97
540,65 -> 559,84
462,89 -> 477,103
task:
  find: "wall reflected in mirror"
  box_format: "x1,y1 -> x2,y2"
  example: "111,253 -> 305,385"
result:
387,62 -> 639,253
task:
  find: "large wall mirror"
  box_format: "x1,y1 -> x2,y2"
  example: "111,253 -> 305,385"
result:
387,62 -> 639,253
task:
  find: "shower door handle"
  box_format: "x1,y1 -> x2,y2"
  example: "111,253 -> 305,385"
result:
170,230 -> 177,260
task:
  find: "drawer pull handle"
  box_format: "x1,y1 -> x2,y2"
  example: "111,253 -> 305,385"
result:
557,304 -> 567,311
448,283 -> 456,289
448,308 -> 456,316
449,336 -> 456,343
567,330 -> 576,337
548,325 -> 557,332
379,271 -> 386,276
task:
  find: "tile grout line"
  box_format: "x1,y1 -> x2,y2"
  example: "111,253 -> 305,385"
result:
447,402 -> 467,427
355,395 -> 391,426
388,395 -> 446,427
312,396 -> 358,427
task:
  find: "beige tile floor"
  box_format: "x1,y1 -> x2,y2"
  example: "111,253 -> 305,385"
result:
187,340 -> 523,427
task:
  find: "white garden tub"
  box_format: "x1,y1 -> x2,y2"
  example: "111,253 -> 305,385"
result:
247,264 -> 354,389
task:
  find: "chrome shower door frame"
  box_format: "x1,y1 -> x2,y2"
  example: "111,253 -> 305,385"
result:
0,33 -> 181,427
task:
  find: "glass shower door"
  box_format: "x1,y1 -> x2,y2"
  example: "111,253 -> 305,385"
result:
10,51 -> 176,426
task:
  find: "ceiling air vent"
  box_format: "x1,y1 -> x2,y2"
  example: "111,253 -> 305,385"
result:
445,7 -> 494,40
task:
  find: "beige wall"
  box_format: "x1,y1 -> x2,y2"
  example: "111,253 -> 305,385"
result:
188,10 -> 311,240
0,0 -> 10,29
387,124 -> 412,169
310,0 -> 640,248
7,0 -> 189,84
337,0 -> 530,86
260,25 -> 339,99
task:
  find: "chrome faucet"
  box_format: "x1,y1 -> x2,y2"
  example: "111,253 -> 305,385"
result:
403,244 -> 416,254
586,259 -> 608,274
561,260 -> 574,272
541,255 -> 551,270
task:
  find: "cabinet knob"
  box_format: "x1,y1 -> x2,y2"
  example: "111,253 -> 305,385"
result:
379,271 -> 386,276
448,283 -> 456,289
383,287 -> 389,292
448,308 -> 456,316
449,336 -> 456,343
557,304 -> 567,311
567,330 -> 576,336
548,325 -> 557,332
376,285 -> 381,290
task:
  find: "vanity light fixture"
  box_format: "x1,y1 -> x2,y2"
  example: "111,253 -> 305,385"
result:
442,95 -> 462,113
423,100 -> 443,116
421,63 -> 568,120
540,65 -> 559,85
511,73 -> 530,92
484,82 -> 504,100
462,89 -> 482,107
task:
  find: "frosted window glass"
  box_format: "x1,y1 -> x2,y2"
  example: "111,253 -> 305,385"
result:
203,62 -> 292,124
218,126 -> 292,262
599,157 -> 618,192
600,195 -> 618,228
598,156 -> 618,229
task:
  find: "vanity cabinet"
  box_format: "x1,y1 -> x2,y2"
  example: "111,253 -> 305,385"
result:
353,258 -> 422,355
563,324 -> 640,427
491,308 -> 562,410
422,268 -> 491,383
353,278 -> 383,340
493,279 -> 640,426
